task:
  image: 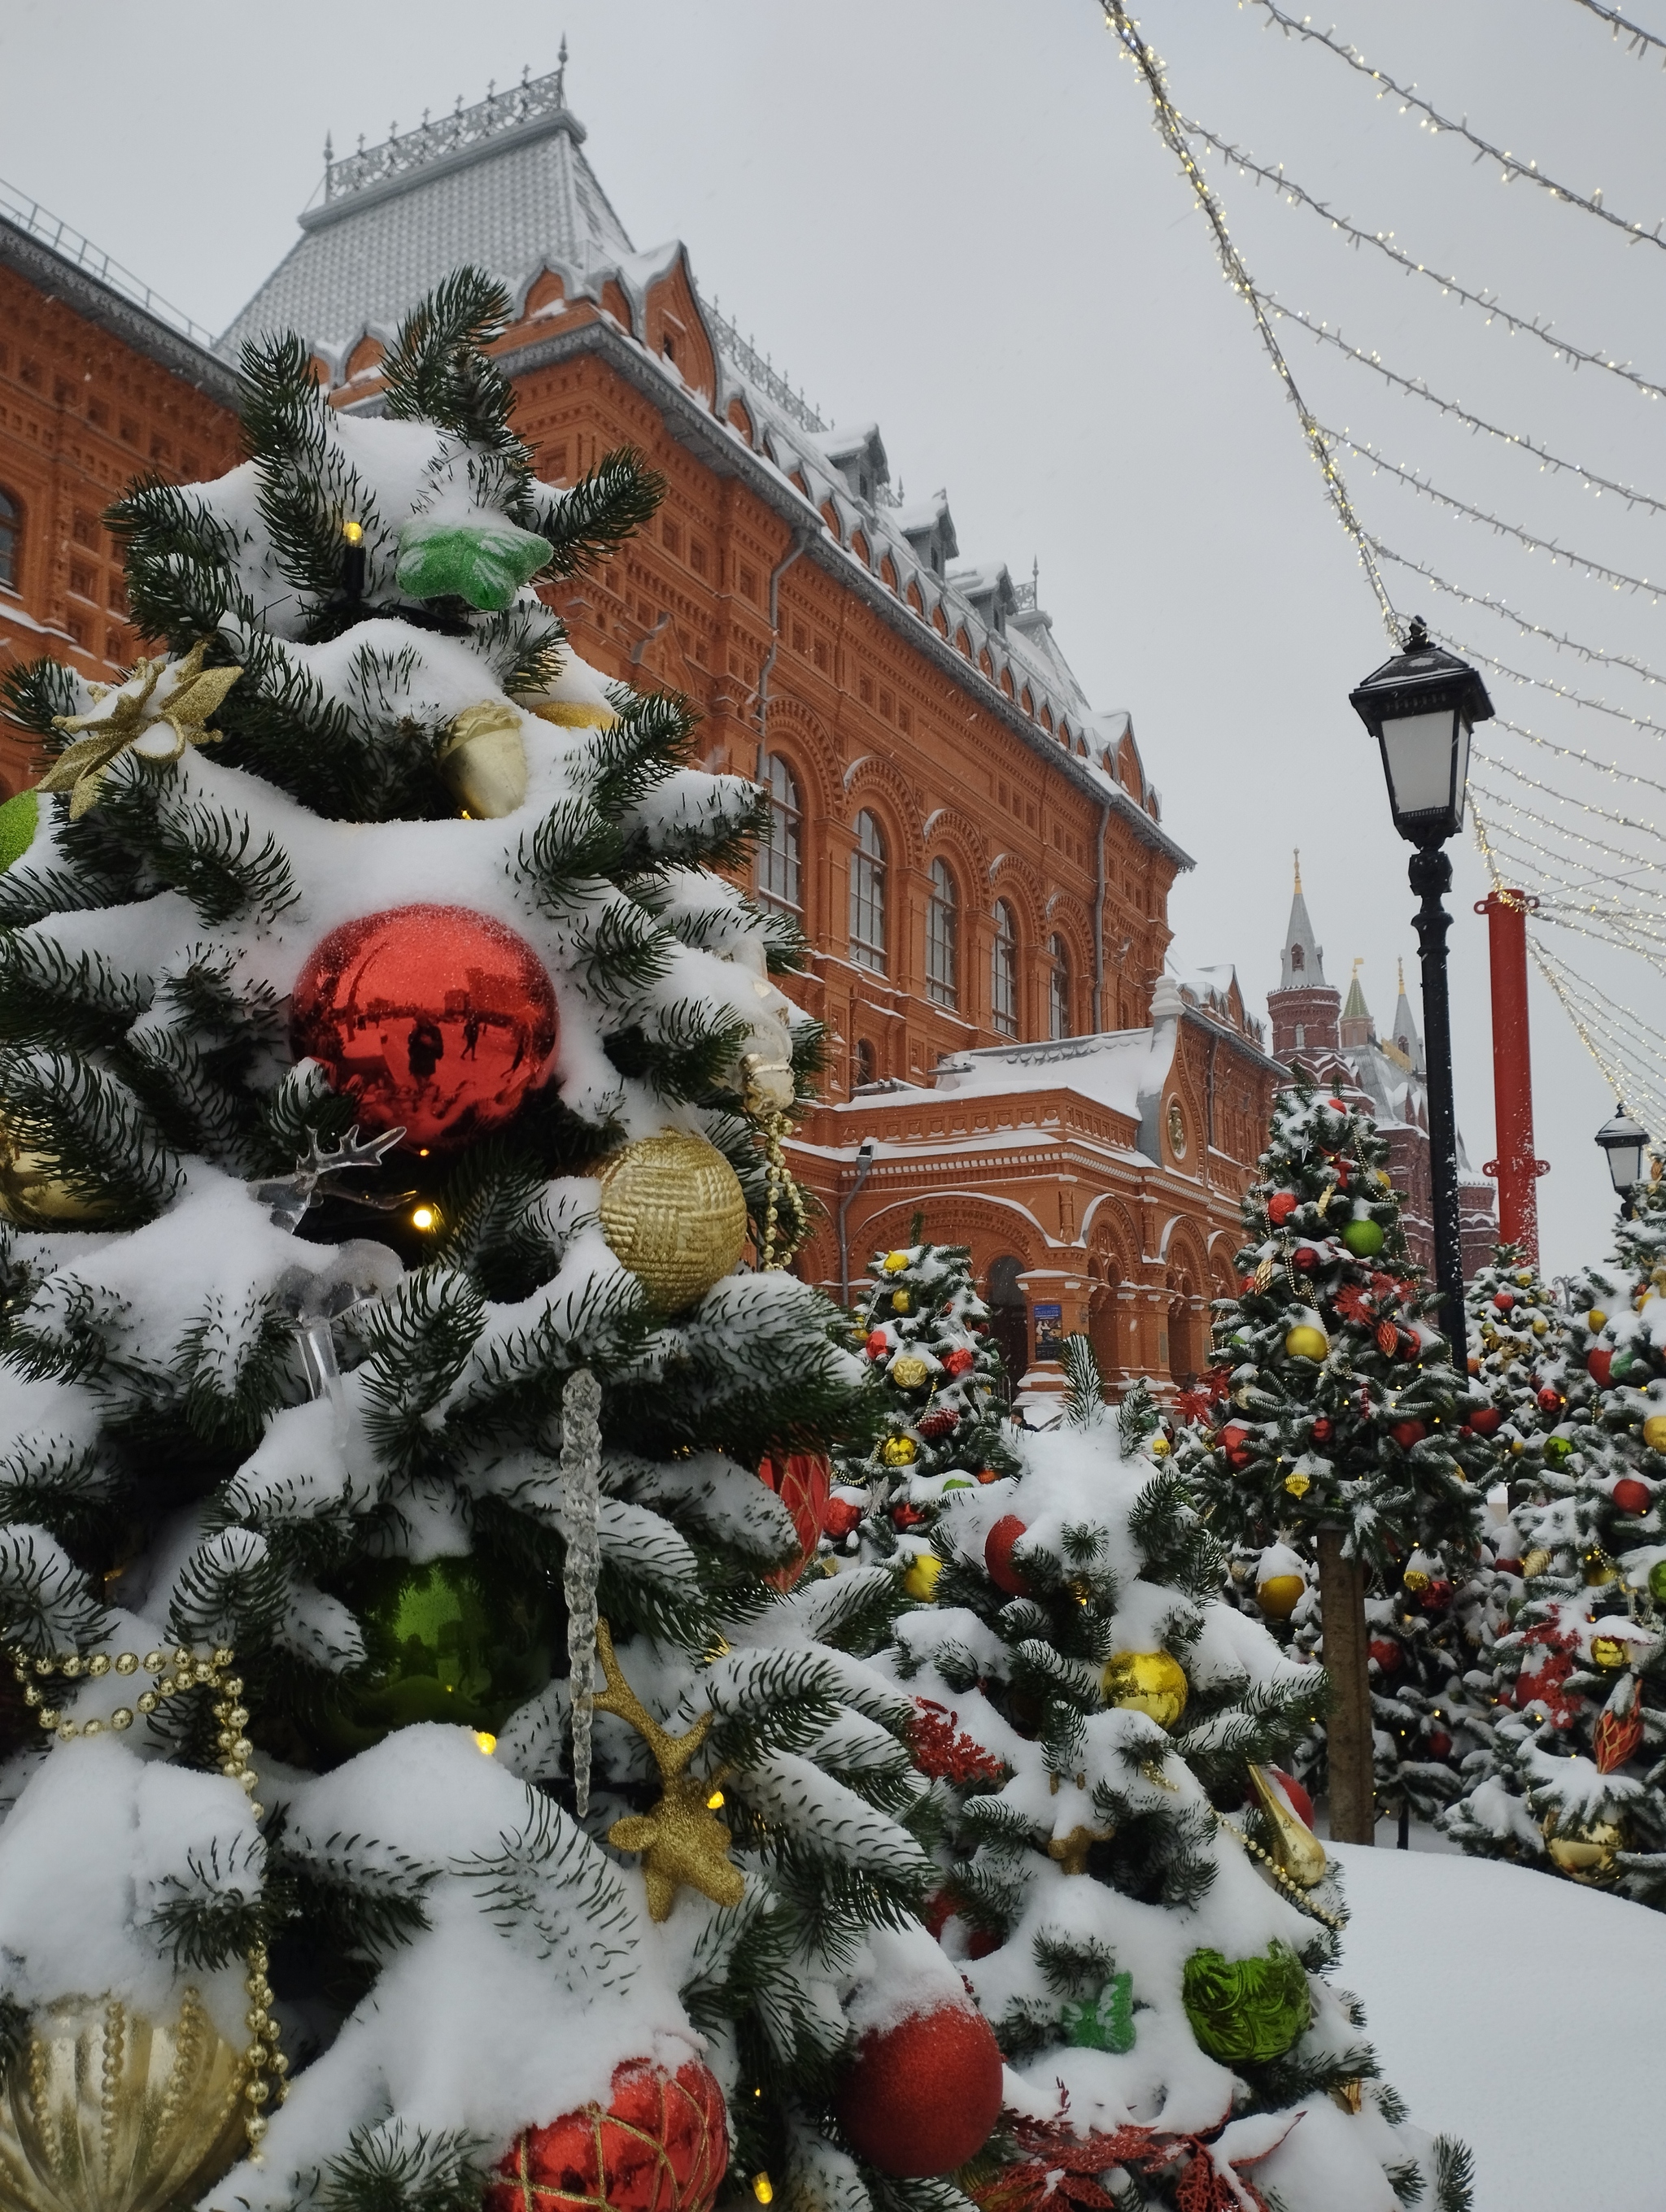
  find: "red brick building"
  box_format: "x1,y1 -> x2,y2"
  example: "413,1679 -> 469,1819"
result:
1,63 -> 1284,1397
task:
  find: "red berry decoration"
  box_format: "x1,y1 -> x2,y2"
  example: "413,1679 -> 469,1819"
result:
835,2003 -> 1004,2176
1311,1417 -> 1333,1445
1390,1419 -> 1426,1449
943,1348 -> 976,1378
290,904 -> 558,1152
1537,1387 -> 1563,1415
485,2060 -> 728,2212
1613,1478 -> 1651,1517
823,1496 -> 862,1541
1588,1349 -> 1614,1387
1469,1408 -> 1502,1437
984,1514 -> 1032,1596
1368,1638 -> 1402,1673
1267,1191 -> 1299,1225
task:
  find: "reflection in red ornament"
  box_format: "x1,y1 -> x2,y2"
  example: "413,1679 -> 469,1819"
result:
758,1452 -> 833,1588
291,904 -> 558,1152
484,2060 -> 728,2212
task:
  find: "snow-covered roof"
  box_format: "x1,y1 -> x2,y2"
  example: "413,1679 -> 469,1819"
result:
218,62 -> 634,358
932,1028 -> 1172,1125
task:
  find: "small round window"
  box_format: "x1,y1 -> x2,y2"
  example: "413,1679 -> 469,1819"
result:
1167,1098 -> 1188,1159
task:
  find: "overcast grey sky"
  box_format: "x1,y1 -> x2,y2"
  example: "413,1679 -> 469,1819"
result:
3,0 -> 1662,1278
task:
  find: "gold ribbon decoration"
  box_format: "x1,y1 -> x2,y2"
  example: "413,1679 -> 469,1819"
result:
42,641 -> 242,819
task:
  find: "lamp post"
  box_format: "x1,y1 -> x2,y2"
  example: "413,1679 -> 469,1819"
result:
1350,616 -> 1494,1364
1594,1105 -> 1650,1217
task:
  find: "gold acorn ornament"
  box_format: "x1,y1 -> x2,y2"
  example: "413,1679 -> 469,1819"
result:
1101,1649 -> 1188,1730
0,1988 -> 252,2212
597,1130 -> 749,1312
437,700 -> 527,817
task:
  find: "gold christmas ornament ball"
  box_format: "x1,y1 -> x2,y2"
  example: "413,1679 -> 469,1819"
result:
1515,1270 -> 1533,1287
1255,1573 -> 1306,1620
1283,1325 -> 1328,1363
0,1121 -> 116,1226
1283,1472 -> 1311,1498
437,700 -> 527,818
1520,1548 -> 1553,1578
889,1355 -> 931,1390
1402,1569 -> 1432,1594
1584,1552 -> 1619,1587
1544,1817 -> 1623,1877
1590,1635 -> 1632,1669
891,1289 -> 913,1314
882,1251 -> 911,1274
880,1435 -> 918,1466
1149,1435 -> 1171,1457
0,1988 -> 251,2212
902,1553 -> 944,1601
597,1130 -> 748,1312
1101,1649 -> 1188,1730
1642,1415 -> 1666,1452
1588,1310 -> 1608,1331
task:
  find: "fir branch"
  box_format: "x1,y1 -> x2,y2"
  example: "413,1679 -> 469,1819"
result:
0,655 -> 79,739
321,2121 -> 489,2212
141,1835 -> 267,1970
168,1526 -> 288,1652
0,1523 -> 109,1653
526,448 -> 666,576
0,934 -> 150,1056
1060,1335 -> 1106,1428
0,1436 -> 121,1556
0,1049 -> 180,1220
382,269 -> 525,477
240,331 -> 384,619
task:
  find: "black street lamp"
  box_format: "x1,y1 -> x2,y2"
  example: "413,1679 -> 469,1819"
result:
1350,616 -> 1494,1361
1594,1104 -> 1650,1217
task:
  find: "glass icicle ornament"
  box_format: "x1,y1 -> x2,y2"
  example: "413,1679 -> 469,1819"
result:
562,1365 -> 603,1816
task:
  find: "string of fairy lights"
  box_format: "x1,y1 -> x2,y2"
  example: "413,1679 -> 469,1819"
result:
1099,0 -> 1666,1133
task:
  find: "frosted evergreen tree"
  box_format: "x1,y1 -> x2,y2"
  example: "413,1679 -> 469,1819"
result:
875,1421 -> 1473,2211
1178,1087 -> 1484,1830
827,1234 -> 1017,1577
1459,1244 -> 1577,1487
1446,1178 -> 1666,1899
0,276 -> 1009,2212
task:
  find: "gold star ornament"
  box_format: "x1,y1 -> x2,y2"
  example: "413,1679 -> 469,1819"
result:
595,1619 -> 744,1922
42,639 -> 242,818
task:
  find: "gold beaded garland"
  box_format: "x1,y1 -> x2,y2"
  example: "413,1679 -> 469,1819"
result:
5,1639 -> 278,2156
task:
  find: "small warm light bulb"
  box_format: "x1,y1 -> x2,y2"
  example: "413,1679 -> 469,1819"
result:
473,1731 -> 497,1755
706,1788 -> 726,1809
342,519 -> 364,544
751,2178 -> 774,2206
411,1204 -> 437,1231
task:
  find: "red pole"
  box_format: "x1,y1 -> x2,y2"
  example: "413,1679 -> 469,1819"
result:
1476,887 -> 1546,1261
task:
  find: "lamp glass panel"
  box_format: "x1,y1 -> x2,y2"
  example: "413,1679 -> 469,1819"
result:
1380,707 -> 1458,821
1607,1139 -> 1646,1193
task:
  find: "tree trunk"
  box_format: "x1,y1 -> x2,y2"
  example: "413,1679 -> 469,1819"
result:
1318,1525 -> 1375,1845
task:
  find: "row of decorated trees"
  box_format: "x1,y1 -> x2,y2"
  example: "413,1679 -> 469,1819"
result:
0,273 -> 1472,2212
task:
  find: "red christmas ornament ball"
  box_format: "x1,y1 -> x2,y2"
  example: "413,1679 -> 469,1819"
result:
1613,1477 -> 1652,1517
1311,1417 -> 1333,1445
1494,1291 -> 1516,1313
1390,1419 -> 1427,1449
1368,1638 -> 1402,1673
823,1496 -> 863,1541
1426,1729 -> 1454,1760
943,1347 -> 976,1378
485,2060 -> 728,2212
1267,1191 -> 1300,1225
1421,1578 -> 1454,1612
757,1452 -> 833,1589
291,904 -> 558,1152
1293,1246 -> 1319,1272
1221,1423 -> 1250,1453
866,1330 -> 890,1360
984,1514 -> 1032,1596
1469,1408 -> 1502,1437
1270,1766 -> 1315,1828
835,2003 -> 1004,2176
1588,1349 -> 1614,1387
1537,1387 -> 1563,1414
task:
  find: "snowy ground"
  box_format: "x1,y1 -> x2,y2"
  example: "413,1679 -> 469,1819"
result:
1331,1839 -> 1666,2210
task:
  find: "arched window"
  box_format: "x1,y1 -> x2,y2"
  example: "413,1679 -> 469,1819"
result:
1290,943 -> 1305,972
850,810 -> 887,972
1049,934 -> 1071,1040
0,490 -> 17,591
757,753 -> 801,916
926,858 -> 958,1007
853,1038 -> 877,1089
991,900 -> 1018,1037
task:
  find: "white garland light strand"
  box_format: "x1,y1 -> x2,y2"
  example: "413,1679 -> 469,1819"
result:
1564,0 -> 1666,64
560,1365 -> 603,1818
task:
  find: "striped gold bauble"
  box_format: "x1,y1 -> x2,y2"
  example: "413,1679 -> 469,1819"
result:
597,1130 -> 748,1312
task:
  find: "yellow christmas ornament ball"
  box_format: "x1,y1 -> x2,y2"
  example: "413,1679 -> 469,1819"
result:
1544,1816 -> 1623,1878
882,1251 -> 911,1274
902,1552 -> 943,1601
1402,1569 -> 1432,1594
891,1289 -> 913,1313
1589,1310 -> 1608,1331
1520,1548 -> 1553,1578
597,1130 -> 748,1312
881,1435 -> 918,1466
1255,1573 -> 1306,1620
1642,1415 -> 1666,1452
889,1355 -> 931,1390
1101,1648 -> 1188,1730
0,1118 -> 116,1226
1284,1325 -> 1328,1363
1149,1435 -> 1171,1458
1283,1472 -> 1311,1498
1590,1635 -> 1632,1669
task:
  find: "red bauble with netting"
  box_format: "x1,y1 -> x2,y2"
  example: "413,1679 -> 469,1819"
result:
486,2062 -> 728,2212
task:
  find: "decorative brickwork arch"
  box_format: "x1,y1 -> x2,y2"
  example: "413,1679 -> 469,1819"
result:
842,755 -> 925,872
1079,1191 -> 1142,1268
764,691 -> 840,822
920,804 -> 991,887
988,849 -> 1048,943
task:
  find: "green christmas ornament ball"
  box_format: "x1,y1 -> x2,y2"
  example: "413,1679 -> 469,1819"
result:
1650,1558 -> 1666,1605
1341,1217 -> 1385,1259
1181,1941 -> 1311,2064
395,516 -> 554,611
314,1552 -> 556,1759
0,789 -> 39,874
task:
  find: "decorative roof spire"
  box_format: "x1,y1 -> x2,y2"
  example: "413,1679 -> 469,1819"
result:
556,32 -> 569,102
1341,959 -> 1372,1024
1293,847 -> 1302,893
1278,860 -> 1326,990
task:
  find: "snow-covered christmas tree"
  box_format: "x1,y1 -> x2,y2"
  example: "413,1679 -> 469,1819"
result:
0,276 -> 1008,2212
1446,1182 -> 1666,1900
875,1409 -> 1473,2210
828,1234 -> 1018,1578
1179,1088 -> 1484,1832
1459,1244 -> 1577,1491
